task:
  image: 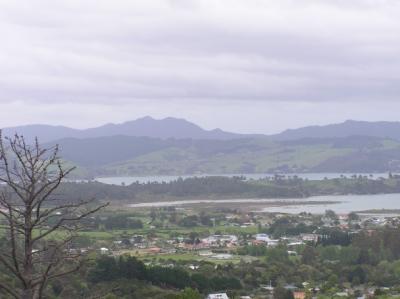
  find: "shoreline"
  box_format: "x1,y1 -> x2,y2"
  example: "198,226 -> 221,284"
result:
124,193 -> 400,215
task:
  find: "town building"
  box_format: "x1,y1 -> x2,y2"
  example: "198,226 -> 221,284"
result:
206,293 -> 229,299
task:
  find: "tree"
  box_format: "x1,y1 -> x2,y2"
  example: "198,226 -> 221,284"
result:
175,288 -> 202,299
325,210 -> 338,220
274,286 -> 294,299
348,212 -> 360,222
301,245 -> 317,265
0,132 -> 108,299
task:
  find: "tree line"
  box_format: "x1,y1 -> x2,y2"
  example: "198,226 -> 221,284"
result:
56,175 -> 400,202
89,255 -> 242,294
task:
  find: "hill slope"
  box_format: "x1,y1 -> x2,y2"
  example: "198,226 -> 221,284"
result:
48,135 -> 400,177
273,120 -> 400,140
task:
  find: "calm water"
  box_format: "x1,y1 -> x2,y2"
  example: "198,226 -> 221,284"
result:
96,173 -> 390,185
261,193 -> 400,214
127,193 -> 400,215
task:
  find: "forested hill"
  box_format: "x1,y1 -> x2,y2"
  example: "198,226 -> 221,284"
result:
49,135 -> 400,177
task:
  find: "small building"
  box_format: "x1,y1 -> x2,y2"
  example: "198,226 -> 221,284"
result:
206,293 -> 229,299
287,241 -> 304,248
100,247 -> 109,255
293,291 -> 306,299
284,284 -> 298,291
188,264 -> 199,270
198,250 -> 213,256
267,239 -> 279,247
300,233 -> 320,243
255,233 -> 270,242
211,253 -> 233,260
260,283 -> 274,293
335,292 -> 348,297
202,235 -> 238,247
147,247 -> 162,254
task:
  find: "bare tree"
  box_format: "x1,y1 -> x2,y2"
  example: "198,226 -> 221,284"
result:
0,131 -> 108,299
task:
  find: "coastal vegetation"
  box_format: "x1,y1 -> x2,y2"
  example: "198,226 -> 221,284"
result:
58,174 -> 400,203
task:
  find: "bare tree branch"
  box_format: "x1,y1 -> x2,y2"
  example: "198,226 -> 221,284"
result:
0,130 -> 109,298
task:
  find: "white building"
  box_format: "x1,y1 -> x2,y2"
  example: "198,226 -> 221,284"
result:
211,253 -> 233,260
255,233 -> 270,242
100,247 -> 109,255
206,293 -> 229,299
198,250 -> 213,256
301,233 -> 320,243
202,235 -> 238,246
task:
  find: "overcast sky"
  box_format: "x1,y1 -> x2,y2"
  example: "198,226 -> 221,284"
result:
0,0 -> 399,134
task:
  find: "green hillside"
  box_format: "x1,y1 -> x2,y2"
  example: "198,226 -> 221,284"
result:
50,135 -> 400,177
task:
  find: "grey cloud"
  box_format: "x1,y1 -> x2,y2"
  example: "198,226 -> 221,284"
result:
0,0 -> 399,107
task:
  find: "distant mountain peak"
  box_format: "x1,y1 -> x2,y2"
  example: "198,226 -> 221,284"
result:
1,116 -> 243,143
134,116 -> 155,122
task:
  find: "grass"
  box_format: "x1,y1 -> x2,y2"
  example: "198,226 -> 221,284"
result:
100,140 -> 362,175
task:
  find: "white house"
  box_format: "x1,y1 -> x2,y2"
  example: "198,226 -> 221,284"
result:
100,247 -> 109,255
202,235 -> 238,246
211,253 -> 233,260
255,233 -> 270,242
206,293 -> 229,299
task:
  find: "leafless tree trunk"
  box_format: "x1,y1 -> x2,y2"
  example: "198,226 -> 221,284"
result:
0,131 -> 108,299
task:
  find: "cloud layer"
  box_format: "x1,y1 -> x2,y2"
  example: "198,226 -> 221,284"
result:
0,0 -> 399,132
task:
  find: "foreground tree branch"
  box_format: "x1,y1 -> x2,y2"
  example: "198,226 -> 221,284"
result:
0,131 -> 108,299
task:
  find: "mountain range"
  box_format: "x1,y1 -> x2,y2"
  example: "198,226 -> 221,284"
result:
1,116 -> 245,143
3,117 -> 400,177
3,117 -> 400,143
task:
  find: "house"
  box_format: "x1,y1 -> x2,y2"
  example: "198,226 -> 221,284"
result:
284,284 -> 298,291
335,292 -> 348,297
211,253 -> 233,260
255,233 -> 270,242
130,235 -> 144,244
206,293 -> 229,299
99,247 -> 109,255
300,233 -> 320,243
188,264 -> 199,270
293,291 -> 306,299
287,241 -> 304,248
161,248 -> 176,254
198,250 -> 213,256
267,239 -> 279,247
147,247 -> 162,254
251,240 -> 265,246
202,235 -> 238,246
241,222 -> 254,228
260,283 -> 274,293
